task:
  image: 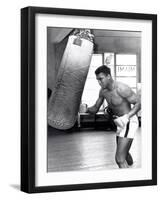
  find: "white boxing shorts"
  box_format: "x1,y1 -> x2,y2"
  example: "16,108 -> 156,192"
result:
116,115 -> 139,139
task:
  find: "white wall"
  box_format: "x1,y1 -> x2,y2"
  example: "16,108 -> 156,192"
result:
0,0 -> 160,199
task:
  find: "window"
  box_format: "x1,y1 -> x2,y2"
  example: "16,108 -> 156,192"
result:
81,54 -> 102,107
81,53 -> 138,111
115,54 -> 137,92
104,53 -> 114,77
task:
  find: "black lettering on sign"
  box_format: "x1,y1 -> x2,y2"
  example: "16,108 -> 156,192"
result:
117,66 -> 135,72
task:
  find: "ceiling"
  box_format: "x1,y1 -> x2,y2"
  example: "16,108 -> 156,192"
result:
48,27 -> 141,43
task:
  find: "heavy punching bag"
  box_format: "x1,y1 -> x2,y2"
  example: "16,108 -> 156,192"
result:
48,29 -> 94,130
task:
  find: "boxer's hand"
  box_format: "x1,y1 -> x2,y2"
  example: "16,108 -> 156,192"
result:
114,114 -> 129,129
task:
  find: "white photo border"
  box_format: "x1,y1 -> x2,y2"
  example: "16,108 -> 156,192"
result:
35,13 -> 152,187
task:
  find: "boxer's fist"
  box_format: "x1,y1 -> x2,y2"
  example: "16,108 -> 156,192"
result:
114,114 -> 129,129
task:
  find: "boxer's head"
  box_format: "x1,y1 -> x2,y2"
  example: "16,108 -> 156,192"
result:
95,65 -> 112,89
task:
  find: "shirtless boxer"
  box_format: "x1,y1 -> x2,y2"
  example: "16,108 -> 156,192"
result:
86,65 -> 141,168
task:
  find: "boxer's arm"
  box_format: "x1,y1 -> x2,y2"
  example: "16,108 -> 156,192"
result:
117,84 -> 141,119
87,90 -> 104,114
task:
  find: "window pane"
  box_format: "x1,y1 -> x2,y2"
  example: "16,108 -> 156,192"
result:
82,90 -> 100,106
116,65 -> 136,76
104,53 -> 114,77
104,53 -> 114,65
87,54 -> 102,77
82,54 -> 102,107
116,77 -> 136,88
116,54 -> 136,65
87,67 -> 97,78
90,54 -> 102,67
83,79 -> 100,90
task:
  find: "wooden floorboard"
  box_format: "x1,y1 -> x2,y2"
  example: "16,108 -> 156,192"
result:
47,127 -> 141,172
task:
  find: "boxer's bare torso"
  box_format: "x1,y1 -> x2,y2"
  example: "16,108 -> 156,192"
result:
87,72 -> 140,120
100,82 -> 133,117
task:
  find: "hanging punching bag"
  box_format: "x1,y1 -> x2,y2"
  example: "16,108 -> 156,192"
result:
48,29 -> 94,130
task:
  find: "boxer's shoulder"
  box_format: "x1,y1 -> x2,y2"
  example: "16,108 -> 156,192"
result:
116,82 -> 133,98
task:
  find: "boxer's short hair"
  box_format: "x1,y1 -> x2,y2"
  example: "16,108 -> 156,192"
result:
95,65 -> 111,76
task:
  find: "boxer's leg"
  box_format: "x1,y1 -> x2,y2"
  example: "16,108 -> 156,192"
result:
115,136 -> 133,168
126,144 -> 133,166
116,136 -> 133,166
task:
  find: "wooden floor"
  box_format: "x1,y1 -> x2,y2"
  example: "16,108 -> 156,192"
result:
47,127 -> 141,172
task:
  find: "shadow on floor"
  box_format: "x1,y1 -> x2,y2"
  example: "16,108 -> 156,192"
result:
10,184 -> 20,191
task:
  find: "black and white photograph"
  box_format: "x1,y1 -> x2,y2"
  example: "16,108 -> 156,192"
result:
47,28 -> 142,172
21,7 -> 157,193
